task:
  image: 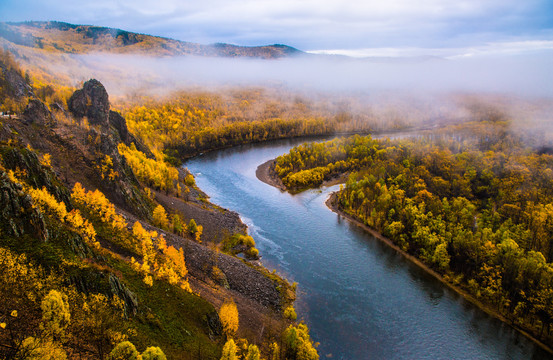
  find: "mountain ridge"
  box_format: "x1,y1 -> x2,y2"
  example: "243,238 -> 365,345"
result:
0,21 -> 304,59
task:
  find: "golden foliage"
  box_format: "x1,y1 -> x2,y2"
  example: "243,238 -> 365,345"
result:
118,143 -> 178,193
71,182 -> 129,250
220,339 -> 238,360
19,336 -> 68,360
219,301 -> 239,338
152,205 -> 169,229
40,290 -> 71,339
27,186 -> 98,249
97,155 -> 119,181
40,153 -> 52,168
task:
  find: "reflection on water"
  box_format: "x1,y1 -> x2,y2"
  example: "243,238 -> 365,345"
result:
186,138 -> 550,360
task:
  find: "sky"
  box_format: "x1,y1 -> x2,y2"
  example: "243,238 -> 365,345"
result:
1,0 -> 553,57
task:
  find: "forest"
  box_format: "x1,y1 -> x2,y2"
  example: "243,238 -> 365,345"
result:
274,118 -> 553,343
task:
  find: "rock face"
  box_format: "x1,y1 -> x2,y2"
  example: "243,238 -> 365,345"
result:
0,171 -> 48,242
68,79 -> 110,125
23,99 -> 55,126
0,61 -> 33,99
109,110 -> 129,143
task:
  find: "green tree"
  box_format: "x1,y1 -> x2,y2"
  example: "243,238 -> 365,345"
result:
142,346 -> 167,360
172,213 -> 184,236
188,218 -> 198,234
220,339 -> 237,360
107,341 -> 139,360
284,324 -> 319,360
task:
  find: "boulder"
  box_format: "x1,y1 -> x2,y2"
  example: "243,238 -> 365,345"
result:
68,79 -> 110,126
23,99 -> 55,126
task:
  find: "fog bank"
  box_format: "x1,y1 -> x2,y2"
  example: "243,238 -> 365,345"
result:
64,51 -> 553,98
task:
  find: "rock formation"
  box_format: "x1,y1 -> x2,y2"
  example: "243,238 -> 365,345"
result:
68,79 -> 110,125
23,99 -> 55,126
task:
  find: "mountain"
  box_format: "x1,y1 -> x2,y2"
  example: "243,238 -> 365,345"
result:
0,21 -> 303,59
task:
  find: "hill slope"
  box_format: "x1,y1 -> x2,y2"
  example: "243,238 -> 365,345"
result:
0,21 -> 303,59
0,51 -> 307,359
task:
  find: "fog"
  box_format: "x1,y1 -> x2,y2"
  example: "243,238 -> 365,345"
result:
30,49 -> 553,143
64,51 -> 553,98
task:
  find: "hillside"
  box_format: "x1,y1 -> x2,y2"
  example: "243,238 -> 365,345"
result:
0,21 -> 303,59
0,50 -> 318,359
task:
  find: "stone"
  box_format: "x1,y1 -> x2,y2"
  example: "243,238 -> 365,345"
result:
68,79 -> 110,126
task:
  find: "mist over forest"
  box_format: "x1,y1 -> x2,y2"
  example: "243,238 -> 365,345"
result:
63,51 -> 553,98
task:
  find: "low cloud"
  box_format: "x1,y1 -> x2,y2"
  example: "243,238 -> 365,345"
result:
59,51 -> 553,99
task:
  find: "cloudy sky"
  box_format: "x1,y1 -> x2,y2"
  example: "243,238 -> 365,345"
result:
1,0 -> 552,57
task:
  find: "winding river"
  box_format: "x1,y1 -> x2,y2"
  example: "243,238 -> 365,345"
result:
186,138 -> 550,360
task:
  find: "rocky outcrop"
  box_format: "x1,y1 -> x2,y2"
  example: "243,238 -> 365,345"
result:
1,146 -> 72,207
68,79 -> 110,126
109,274 -> 139,317
0,61 -> 33,99
0,171 -> 48,241
23,99 -> 55,126
109,110 -> 129,143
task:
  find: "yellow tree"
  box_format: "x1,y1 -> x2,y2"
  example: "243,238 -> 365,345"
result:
219,301 -> 239,339
40,290 -> 71,340
152,205 -> 169,229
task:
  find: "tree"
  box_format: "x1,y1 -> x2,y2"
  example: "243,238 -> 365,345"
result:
245,344 -> 260,360
432,242 -> 451,272
18,337 -> 67,360
284,306 -> 297,320
188,219 -> 198,234
284,324 -> 319,360
153,205 -> 169,229
40,290 -> 71,340
70,293 -> 125,360
185,174 -> 195,187
108,341 -> 139,360
270,342 -> 280,360
219,301 -> 239,339
220,339 -> 237,360
172,213 -> 184,236
141,346 -> 167,360
188,219 -> 203,241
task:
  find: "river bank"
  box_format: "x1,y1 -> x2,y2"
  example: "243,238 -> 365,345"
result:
255,158 -> 553,356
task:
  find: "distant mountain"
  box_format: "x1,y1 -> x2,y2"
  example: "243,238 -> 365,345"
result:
0,21 -> 303,59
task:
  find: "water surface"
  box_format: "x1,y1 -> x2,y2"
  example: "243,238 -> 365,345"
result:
186,139 -> 550,360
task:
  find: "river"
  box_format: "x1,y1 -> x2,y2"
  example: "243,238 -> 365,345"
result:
185,138 -> 550,360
